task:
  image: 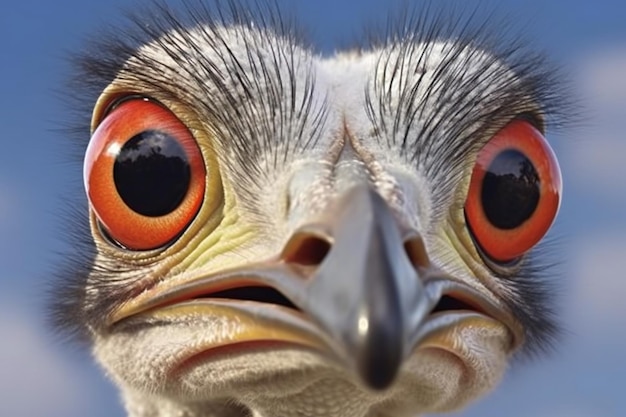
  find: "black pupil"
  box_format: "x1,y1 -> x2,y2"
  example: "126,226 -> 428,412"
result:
113,130 -> 190,217
481,149 -> 540,230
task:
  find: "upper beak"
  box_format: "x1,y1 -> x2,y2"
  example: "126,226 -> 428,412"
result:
110,184 -> 520,391
282,184 -> 431,389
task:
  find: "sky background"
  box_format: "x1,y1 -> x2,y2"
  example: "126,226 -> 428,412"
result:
1,1 -> 625,416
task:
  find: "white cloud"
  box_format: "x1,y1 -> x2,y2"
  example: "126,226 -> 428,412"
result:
567,234 -> 626,329
558,46 -> 626,336
578,46 -> 626,106
563,45 -> 626,200
0,302 -> 91,417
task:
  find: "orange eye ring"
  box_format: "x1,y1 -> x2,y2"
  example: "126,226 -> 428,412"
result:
464,119 -> 562,262
84,98 -> 206,250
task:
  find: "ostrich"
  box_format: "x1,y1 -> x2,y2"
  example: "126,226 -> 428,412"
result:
52,2 -> 569,416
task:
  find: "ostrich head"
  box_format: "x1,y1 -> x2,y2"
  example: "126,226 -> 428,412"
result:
52,2 -> 569,416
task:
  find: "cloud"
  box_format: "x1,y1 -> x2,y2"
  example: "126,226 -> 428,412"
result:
560,46 -> 626,337
578,46 -> 626,107
0,302 -> 91,417
564,45 -> 626,200
567,234 -> 626,332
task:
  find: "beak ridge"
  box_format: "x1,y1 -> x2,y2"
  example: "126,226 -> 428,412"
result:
302,185 -> 430,390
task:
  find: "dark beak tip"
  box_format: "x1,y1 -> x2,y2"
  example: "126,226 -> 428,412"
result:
357,352 -> 402,391
354,325 -> 404,391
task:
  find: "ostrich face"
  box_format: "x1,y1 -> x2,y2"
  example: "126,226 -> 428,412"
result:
53,3 -> 568,417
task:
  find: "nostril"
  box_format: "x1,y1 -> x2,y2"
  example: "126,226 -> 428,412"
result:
404,235 -> 430,269
282,234 -> 331,266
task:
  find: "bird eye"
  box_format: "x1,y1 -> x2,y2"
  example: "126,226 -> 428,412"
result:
84,98 -> 206,250
464,119 -> 562,262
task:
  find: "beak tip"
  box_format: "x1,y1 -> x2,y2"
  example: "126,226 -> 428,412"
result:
356,349 -> 402,391
352,316 -> 405,391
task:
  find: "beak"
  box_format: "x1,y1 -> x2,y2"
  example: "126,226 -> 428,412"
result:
283,184 -> 430,389
110,185 -> 519,391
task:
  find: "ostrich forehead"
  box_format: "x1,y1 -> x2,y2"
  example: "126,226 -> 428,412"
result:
100,24 -> 540,234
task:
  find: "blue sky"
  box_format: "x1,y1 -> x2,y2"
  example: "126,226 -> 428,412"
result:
1,1 -> 625,416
